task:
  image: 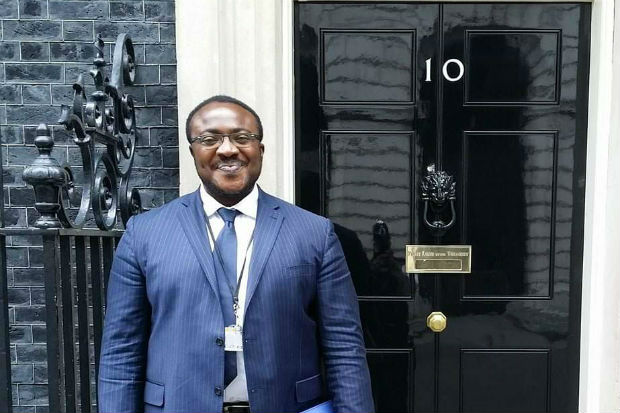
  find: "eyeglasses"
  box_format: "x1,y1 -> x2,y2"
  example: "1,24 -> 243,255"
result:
189,132 -> 261,149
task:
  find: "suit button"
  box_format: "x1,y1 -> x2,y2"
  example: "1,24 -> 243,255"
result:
216,337 -> 224,346
214,387 -> 223,396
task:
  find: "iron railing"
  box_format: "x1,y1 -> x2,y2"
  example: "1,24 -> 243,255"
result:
0,32 -> 143,413
1,229 -> 121,412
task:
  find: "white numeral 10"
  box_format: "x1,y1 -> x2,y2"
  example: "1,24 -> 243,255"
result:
425,58 -> 465,82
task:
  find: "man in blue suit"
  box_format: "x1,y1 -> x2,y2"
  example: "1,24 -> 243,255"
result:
98,95 -> 374,413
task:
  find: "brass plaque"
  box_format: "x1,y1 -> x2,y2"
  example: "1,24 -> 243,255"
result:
406,245 -> 472,274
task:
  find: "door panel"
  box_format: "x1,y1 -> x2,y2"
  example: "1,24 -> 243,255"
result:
459,349 -> 550,412
325,131 -> 414,297
465,30 -> 561,104
367,350 -> 414,412
439,4 -> 588,412
462,131 -> 556,298
295,3 -> 589,412
296,4 -> 439,412
321,30 -> 416,104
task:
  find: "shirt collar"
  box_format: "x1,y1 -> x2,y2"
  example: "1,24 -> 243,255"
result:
200,184 -> 259,219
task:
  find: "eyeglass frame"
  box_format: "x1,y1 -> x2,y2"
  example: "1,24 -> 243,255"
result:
189,132 -> 262,149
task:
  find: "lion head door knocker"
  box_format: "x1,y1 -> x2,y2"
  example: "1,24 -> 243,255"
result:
420,164 -> 456,235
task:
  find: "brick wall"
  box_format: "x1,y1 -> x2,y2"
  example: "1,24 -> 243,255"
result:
0,1 -> 179,411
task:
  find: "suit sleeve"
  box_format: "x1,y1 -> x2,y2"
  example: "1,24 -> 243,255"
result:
98,217 -> 150,413
317,221 -> 375,413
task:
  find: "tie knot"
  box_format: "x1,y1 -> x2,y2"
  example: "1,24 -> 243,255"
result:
217,208 -> 238,225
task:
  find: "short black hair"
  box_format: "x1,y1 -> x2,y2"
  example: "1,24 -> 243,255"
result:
185,95 -> 263,143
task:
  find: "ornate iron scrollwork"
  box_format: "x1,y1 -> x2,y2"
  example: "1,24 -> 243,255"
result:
23,33 -> 142,230
420,164 -> 456,234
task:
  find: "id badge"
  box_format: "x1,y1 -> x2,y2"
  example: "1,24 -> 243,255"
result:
224,325 -> 243,352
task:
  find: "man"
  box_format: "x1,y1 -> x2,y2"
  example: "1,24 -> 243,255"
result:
98,95 -> 374,413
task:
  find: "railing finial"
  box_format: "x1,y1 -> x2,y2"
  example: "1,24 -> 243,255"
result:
34,123 -> 54,154
22,125 -> 67,229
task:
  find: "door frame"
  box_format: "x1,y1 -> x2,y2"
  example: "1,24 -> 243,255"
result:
174,0 -> 620,411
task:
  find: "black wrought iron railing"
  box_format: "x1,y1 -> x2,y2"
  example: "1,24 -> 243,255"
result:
0,33 -> 143,413
1,229 -> 121,413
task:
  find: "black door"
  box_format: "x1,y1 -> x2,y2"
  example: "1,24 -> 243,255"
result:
295,3 -> 590,412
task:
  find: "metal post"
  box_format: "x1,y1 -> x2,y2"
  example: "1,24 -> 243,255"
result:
75,236 -> 91,412
90,236 -> 103,413
102,238 -> 115,305
59,236 -> 76,412
42,234 -> 61,412
0,139 -> 13,413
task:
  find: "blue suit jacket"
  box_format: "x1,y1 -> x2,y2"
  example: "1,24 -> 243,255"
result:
98,188 -> 374,413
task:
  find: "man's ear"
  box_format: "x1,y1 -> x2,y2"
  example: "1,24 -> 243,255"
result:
260,143 -> 265,156
189,145 -> 194,158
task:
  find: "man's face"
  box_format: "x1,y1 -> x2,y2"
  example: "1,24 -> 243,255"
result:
188,102 -> 264,204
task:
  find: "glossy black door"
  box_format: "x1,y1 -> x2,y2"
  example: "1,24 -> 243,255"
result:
295,3 -> 590,412
296,4 -> 439,411
437,4 -> 589,412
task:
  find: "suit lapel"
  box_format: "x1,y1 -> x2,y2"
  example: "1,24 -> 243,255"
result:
178,189 -> 220,301
245,189 -> 284,309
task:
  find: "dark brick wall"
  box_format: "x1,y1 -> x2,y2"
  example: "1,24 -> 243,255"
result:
1,1 -> 178,411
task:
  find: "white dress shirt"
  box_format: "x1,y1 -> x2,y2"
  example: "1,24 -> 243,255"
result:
200,184 -> 258,403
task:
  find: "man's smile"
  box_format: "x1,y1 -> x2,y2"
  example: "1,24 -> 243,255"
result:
215,161 -> 246,174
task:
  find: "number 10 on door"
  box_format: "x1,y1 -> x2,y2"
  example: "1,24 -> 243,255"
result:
425,58 -> 465,82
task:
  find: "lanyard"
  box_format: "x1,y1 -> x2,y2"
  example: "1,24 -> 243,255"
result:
204,211 -> 255,318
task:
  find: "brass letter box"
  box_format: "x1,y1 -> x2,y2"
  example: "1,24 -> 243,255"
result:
406,245 -> 472,274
